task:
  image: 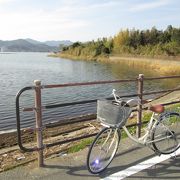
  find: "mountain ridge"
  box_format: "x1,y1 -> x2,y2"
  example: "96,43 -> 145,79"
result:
0,39 -> 73,52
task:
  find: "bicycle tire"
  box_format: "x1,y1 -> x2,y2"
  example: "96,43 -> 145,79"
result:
152,112 -> 180,154
87,127 -> 120,174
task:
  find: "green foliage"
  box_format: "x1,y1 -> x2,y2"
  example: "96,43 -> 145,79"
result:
60,25 -> 180,59
162,41 -> 180,56
67,137 -> 94,153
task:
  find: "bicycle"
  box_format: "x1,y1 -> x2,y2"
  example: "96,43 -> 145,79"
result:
87,89 -> 180,174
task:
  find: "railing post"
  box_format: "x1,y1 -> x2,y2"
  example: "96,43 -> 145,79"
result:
137,74 -> 144,138
34,80 -> 44,167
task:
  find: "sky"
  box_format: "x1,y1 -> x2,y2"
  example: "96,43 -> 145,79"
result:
0,0 -> 179,42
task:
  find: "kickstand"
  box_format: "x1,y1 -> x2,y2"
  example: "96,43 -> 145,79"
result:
148,144 -> 161,156
170,151 -> 178,160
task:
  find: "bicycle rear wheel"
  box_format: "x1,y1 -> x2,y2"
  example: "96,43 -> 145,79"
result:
87,127 -> 120,174
152,112 -> 180,154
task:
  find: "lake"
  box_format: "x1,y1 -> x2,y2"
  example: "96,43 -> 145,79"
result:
0,52 -> 179,133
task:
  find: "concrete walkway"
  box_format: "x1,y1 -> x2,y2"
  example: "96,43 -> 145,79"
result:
0,137 -> 179,180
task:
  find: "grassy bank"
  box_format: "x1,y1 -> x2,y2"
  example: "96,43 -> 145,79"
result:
108,56 -> 180,75
50,52 -> 180,75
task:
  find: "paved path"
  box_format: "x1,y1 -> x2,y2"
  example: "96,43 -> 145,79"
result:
0,138 -> 179,180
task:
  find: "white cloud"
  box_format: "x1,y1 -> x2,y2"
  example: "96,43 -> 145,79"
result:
0,9 -> 91,41
54,0 -> 122,14
129,0 -> 171,12
0,1 -> 121,41
0,0 -> 15,4
0,0 -> 179,41
85,1 -> 121,9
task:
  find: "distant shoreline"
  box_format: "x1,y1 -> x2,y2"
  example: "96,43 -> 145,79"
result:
49,53 -> 180,75
0,52 -> 16,54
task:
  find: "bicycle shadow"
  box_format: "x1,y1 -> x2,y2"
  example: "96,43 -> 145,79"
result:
42,145 -> 154,178
123,155 -> 180,179
99,150 -> 180,179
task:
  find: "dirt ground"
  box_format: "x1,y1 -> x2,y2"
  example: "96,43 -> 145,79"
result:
0,115 -> 100,172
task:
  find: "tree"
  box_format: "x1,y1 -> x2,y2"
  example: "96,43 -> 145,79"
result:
113,29 -> 130,53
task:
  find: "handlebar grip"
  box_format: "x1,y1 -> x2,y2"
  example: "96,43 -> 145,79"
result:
126,99 -> 140,107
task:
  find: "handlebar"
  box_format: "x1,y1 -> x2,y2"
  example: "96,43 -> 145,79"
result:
112,89 -> 141,107
112,89 -> 121,103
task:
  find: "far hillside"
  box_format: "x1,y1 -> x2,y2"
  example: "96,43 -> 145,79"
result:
0,39 -> 73,52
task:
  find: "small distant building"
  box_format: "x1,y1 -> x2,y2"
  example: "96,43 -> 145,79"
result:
0,47 -> 4,52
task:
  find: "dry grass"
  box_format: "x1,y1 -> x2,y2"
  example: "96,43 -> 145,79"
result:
109,56 -> 180,75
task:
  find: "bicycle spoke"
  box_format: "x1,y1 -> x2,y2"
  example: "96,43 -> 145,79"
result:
87,127 -> 120,174
152,112 -> 180,154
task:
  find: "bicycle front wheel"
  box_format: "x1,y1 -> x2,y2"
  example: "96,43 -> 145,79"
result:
152,112 -> 180,154
87,127 -> 120,174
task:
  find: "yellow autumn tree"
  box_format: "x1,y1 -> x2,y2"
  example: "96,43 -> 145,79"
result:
113,29 -> 130,54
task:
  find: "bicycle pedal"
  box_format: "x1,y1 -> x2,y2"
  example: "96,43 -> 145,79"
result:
154,150 -> 161,156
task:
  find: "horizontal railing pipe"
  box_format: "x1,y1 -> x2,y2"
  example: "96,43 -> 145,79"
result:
44,93 -> 140,109
144,75 -> 180,80
45,120 -> 150,148
43,79 -> 137,89
142,87 -> 180,96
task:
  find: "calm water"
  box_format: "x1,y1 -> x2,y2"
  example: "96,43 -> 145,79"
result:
0,53 -> 179,133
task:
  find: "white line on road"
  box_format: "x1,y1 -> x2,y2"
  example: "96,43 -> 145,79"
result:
101,148 -> 180,180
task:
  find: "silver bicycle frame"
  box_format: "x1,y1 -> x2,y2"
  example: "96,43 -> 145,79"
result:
108,90 -> 173,146
122,112 -> 158,145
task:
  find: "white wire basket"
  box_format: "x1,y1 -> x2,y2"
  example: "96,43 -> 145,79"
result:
97,99 -> 132,127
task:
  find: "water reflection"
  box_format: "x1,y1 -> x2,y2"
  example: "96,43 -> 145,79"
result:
106,60 -> 180,90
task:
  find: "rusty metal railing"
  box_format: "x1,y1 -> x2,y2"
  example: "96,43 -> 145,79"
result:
16,74 -> 180,167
